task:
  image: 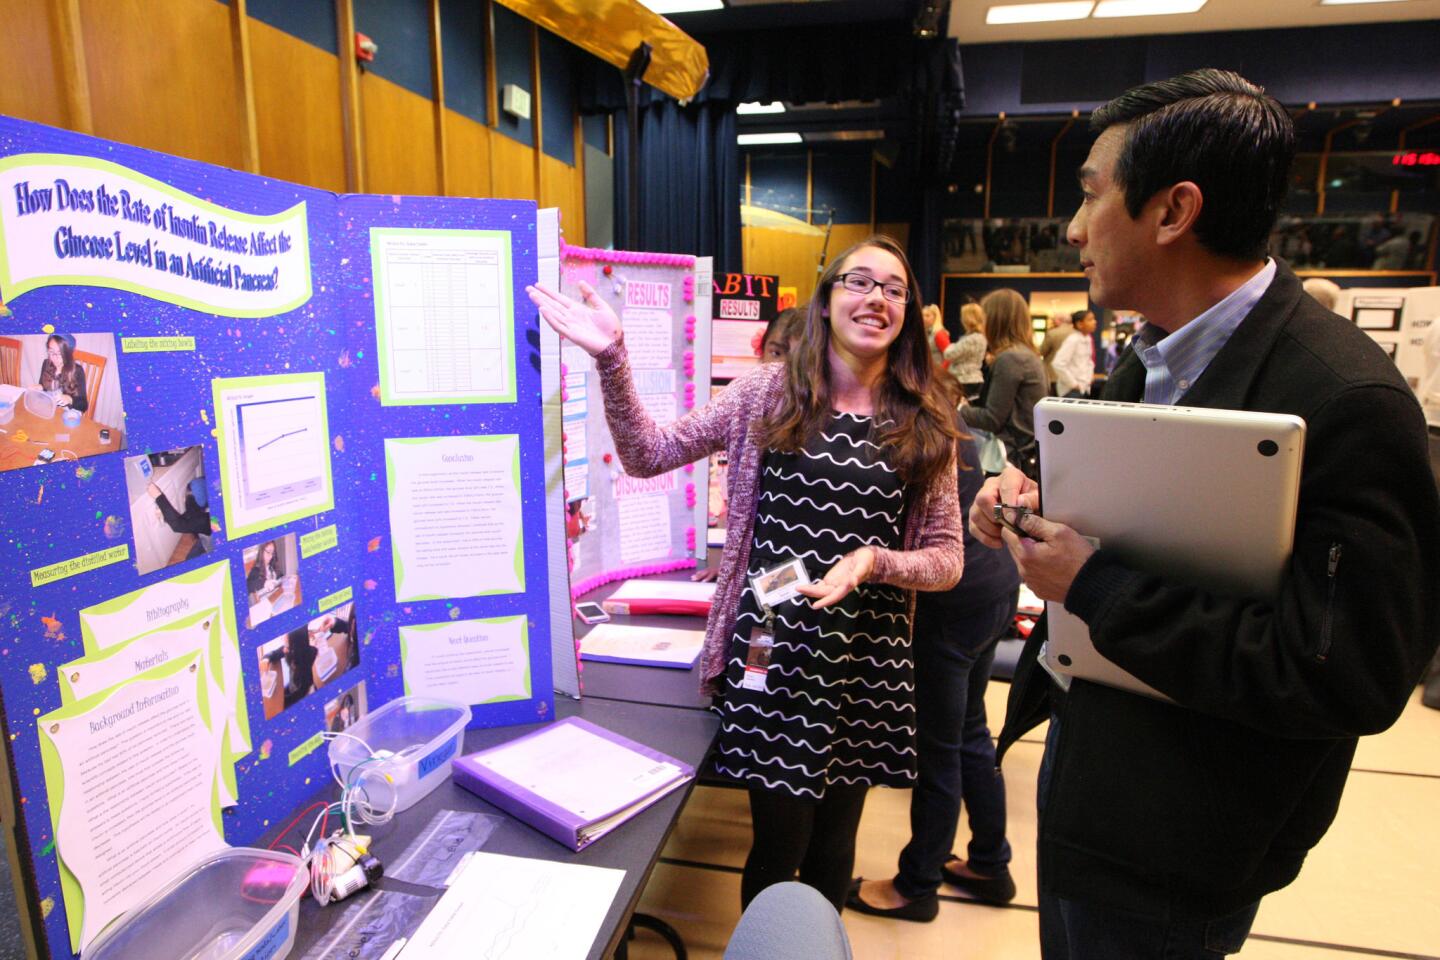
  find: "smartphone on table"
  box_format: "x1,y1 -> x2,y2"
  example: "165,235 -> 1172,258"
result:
573,602 -> 609,624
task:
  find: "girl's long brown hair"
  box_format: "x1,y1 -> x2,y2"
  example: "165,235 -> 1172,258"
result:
981,289 -> 1037,355
759,236 -> 958,489
43,335 -> 82,398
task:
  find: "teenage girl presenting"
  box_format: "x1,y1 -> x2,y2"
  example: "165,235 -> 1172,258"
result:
527,236 -> 963,911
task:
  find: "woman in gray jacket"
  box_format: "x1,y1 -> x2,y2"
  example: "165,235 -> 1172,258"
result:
960,288 -> 1047,477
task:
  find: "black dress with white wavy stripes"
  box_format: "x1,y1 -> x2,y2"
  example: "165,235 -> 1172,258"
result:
715,412 -> 914,799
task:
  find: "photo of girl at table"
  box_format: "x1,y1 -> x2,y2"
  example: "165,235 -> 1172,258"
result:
0,331 -> 127,473
34,333 -> 87,412
243,534 -> 300,629
256,601 -> 360,719
527,236 -> 963,914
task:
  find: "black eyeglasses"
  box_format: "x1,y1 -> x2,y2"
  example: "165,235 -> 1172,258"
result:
836,272 -> 911,304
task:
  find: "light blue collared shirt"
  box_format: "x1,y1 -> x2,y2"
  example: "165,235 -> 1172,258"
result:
1133,259 -> 1276,405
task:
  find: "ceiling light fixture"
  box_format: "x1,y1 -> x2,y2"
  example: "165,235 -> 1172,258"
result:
1093,0 -> 1207,16
638,0 -> 724,14
737,102 -> 786,115
986,2 -> 1095,24
737,132 -> 803,146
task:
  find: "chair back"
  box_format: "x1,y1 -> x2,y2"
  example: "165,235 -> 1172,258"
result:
72,349 -> 106,422
0,337 -> 20,387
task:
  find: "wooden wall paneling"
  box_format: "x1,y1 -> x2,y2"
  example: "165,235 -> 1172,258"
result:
229,0 -> 260,173
875,222 -> 911,250
429,0 -> 449,195
572,111 -> 586,245
743,223 -> 877,306
249,20 -> 347,193
490,132 -> 537,201
530,21 -> 544,206
0,0 -> 68,128
743,225 -> 827,305
444,110 -> 494,199
51,0 -> 92,132
336,0 -> 364,191
360,73 -> 439,197
540,154 -> 584,244
80,0 -> 243,170
826,223 -> 873,264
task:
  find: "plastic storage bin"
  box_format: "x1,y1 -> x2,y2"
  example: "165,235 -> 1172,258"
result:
0,400 -> 13,425
327,696 -> 471,813
81,848 -> 306,960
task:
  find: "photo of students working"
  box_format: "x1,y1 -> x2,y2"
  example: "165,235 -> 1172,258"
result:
257,601 -> 359,720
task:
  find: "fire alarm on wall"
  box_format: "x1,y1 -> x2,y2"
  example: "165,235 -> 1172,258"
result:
355,32 -> 378,63
502,84 -> 532,121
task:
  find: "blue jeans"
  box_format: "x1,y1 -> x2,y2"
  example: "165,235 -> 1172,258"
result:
1036,716 -> 1260,958
893,592 -> 1016,899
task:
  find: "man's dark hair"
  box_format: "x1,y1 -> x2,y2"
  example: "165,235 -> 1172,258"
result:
1090,69 -> 1294,261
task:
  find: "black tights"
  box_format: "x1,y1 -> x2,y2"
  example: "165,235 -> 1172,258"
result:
741,783 -> 870,913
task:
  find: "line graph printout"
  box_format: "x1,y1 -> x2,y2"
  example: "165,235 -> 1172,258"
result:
371,228 -> 517,405
212,373 -> 335,539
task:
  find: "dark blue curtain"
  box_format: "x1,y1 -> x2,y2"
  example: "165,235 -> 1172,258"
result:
613,100 -> 741,271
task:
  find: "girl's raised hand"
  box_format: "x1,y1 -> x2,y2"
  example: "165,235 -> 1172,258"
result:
526,281 -> 621,357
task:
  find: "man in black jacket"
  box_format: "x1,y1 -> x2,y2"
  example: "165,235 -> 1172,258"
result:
972,70 -> 1440,958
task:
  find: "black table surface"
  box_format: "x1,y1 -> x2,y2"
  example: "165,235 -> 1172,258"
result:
574,568 -> 716,713
283,696 -> 719,960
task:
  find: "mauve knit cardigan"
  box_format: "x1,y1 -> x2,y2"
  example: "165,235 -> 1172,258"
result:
595,340 -> 966,695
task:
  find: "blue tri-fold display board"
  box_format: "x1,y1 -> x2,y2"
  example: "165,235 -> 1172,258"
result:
0,114 -> 555,956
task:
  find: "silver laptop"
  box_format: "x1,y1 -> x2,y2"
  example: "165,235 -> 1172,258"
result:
1034,397 -> 1305,700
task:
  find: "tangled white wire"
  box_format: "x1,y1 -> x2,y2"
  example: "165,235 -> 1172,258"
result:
301,732 -> 404,905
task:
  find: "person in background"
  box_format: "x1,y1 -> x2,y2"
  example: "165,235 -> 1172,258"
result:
976,68 -> 1439,959
1301,276 -> 1342,313
694,305 -> 809,584
1038,312 -> 1072,394
1051,309 -> 1099,398
944,303 -> 988,402
761,305 -> 805,363
1103,327 -> 1131,374
923,303 -> 951,370
528,236 -> 963,914
34,333 -> 88,412
961,289 -> 1047,479
847,391 -> 1020,921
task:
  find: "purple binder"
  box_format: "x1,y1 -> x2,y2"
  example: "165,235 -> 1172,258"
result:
451,716 -> 695,851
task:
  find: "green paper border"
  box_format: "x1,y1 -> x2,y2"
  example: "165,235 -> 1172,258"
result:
369,228 -> 517,406
399,615 -> 531,703
38,651 -> 218,952
76,560 -> 251,756
211,372 -> 335,541
0,153 -> 311,318
383,436 -> 525,602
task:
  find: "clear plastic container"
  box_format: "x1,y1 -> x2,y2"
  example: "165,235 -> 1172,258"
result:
327,696 -> 471,813
0,400 -> 12,425
24,389 -> 57,419
81,848 -> 306,960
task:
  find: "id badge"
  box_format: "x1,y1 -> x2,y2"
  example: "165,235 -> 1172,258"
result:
740,625 -> 775,692
749,558 -> 811,614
